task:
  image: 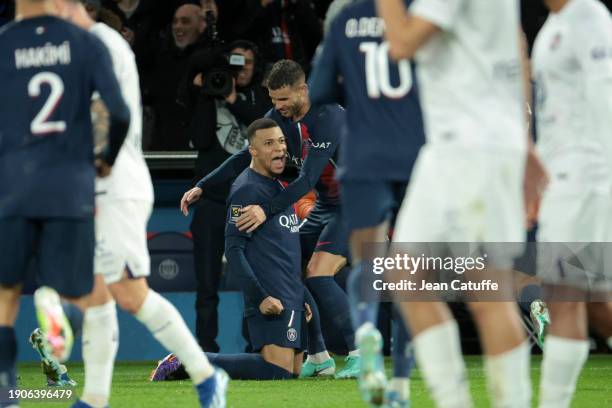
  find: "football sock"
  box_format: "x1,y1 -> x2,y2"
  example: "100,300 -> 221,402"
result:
414,320 -> 472,408
61,300 -> 84,338
484,341 -> 531,408
518,284 -> 542,314
347,262 -> 378,330
135,290 -> 214,385
304,286 -> 327,355
391,311 -> 414,378
306,351 -> 331,364
0,327 -> 17,389
388,377 -> 410,402
205,353 -> 294,380
539,335 -> 589,408
81,301 -> 118,408
306,276 -> 355,350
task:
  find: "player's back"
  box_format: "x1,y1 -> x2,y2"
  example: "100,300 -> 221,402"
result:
0,16 -> 105,218
89,22 -> 153,204
322,0 -> 425,181
409,0 -> 526,151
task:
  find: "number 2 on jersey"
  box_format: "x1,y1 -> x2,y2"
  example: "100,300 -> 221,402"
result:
28,71 -> 66,135
360,41 -> 412,99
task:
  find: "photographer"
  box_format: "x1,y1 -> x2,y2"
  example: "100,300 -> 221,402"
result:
186,39 -> 271,352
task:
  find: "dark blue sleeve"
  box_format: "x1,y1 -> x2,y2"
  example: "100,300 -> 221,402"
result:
263,105 -> 344,215
89,35 -> 130,166
195,147 -> 251,189
308,17 -> 342,105
224,185 -> 268,305
225,235 -> 269,306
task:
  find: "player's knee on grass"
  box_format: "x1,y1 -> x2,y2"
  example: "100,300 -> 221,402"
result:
109,276 -> 149,314
306,252 -> 346,278
261,344 -> 297,373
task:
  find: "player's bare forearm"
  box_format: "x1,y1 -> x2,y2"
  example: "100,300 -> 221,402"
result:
376,0 -> 439,60
91,98 -> 110,152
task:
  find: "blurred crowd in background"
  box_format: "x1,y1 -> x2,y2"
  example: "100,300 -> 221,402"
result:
1,0 -> 611,155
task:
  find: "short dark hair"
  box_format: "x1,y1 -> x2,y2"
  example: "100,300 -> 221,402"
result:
265,59 -> 305,90
247,118 -> 279,143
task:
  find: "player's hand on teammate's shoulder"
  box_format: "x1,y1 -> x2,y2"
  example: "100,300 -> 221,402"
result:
259,296 -> 283,315
180,187 -> 203,216
95,158 -> 113,178
523,147 -> 549,228
236,205 -> 267,233
304,302 -> 312,323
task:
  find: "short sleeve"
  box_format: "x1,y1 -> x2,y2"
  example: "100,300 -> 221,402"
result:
410,0 -> 465,31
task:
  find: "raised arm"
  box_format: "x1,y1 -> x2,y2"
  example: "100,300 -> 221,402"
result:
376,0 -> 443,61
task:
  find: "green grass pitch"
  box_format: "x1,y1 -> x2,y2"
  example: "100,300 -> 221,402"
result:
16,355 -> 612,407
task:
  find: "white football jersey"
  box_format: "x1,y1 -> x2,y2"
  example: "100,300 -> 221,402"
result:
409,0 -> 527,151
90,23 -> 154,203
532,0 -> 612,190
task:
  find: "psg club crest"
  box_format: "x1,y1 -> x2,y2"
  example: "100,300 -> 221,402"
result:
286,328 -> 298,342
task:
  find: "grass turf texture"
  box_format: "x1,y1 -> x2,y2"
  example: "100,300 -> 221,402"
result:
16,355 -> 612,407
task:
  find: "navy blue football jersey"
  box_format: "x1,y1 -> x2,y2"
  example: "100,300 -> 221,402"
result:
265,104 -> 344,207
309,0 -> 425,181
0,16 -> 128,218
225,168 -> 303,314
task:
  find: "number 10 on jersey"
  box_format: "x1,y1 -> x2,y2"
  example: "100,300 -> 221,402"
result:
360,41 -> 413,99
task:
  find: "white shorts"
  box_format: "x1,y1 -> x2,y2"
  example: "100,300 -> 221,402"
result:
393,145 -> 526,267
537,186 -> 612,291
94,199 -> 152,284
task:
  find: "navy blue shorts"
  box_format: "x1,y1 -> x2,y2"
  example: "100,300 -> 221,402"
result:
299,201 -> 349,260
340,179 -> 408,231
0,217 -> 95,297
246,308 -> 307,352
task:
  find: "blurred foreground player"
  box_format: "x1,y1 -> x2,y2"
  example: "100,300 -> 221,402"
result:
29,2 -> 228,408
532,0 -> 612,406
0,0 -> 129,404
309,0 -> 425,405
377,0 -> 549,406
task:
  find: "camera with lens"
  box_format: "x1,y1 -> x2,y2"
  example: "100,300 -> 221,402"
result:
201,53 -> 245,98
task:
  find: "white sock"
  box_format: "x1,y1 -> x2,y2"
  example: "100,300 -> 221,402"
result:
81,301 -> 118,408
307,351 -> 331,364
389,377 -> 410,401
539,335 -> 589,408
607,337 -> 612,350
348,349 -> 360,357
484,341 -> 531,408
135,290 -> 214,384
413,320 -> 472,408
